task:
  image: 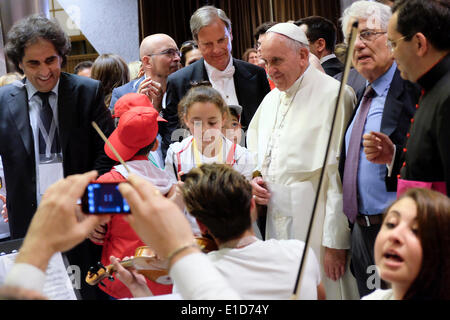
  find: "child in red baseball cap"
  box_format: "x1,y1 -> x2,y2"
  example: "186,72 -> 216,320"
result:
111,92 -> 165,168
90,104 -> 176,299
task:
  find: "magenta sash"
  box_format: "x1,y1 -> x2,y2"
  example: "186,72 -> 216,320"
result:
397,179 -> 447,198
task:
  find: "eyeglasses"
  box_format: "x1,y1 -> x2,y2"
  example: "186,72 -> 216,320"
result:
358,29 -> 387,43
386,35 -> 410,53
148,48 -> 181,58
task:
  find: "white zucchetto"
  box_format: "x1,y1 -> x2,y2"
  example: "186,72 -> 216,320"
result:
267,23 -> 309,45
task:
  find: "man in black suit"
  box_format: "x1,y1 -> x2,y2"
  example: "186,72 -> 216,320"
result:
337,1 -> 420,298
0,14 -> 115,299
295,16 -> 344,77
162,6 -> 270,155
363,0 -> 450,198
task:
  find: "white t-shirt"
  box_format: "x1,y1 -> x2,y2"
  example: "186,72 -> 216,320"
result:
361,289 -> 394,300
165,135 -> 256,235
206,239 -> 321,300
5,252 -> 241,300
113,159 -> 174,195
165,135 -> 255,182
169,252 -> 241,300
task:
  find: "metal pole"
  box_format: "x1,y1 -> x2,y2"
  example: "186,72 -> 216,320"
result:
269,0 -> 274,21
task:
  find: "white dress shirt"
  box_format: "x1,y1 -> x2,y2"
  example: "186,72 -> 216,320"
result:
320,53 -> 338,64
204,58 -> 239,106
24,79 -> 61,204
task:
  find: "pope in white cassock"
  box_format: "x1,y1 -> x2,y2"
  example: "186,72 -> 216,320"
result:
247,23 -> 359,300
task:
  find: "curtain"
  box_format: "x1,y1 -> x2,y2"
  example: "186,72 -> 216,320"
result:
139,0 -> 342,59
139,0 -> 204,46
213,0 -> 272,59
272,0 -> 343,40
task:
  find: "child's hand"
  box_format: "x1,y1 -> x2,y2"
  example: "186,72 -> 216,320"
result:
88,222 -> 108,244
170,181 -> 185,211
110,255 -> 152,298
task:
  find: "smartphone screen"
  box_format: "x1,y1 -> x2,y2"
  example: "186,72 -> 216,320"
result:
82,182 -> 130,214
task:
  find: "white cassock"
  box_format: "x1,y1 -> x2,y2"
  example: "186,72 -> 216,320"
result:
247,66 -> 359,300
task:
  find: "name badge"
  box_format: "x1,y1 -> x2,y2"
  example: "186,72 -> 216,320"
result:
39,157 -> 64,196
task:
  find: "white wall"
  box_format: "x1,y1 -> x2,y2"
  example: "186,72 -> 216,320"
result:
58,0 -> 139,63
0,22 -> 6,75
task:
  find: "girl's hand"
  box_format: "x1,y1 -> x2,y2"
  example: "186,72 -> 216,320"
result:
110,255 -> 152,298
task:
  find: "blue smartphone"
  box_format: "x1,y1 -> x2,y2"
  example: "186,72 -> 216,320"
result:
81,182 -> 130,214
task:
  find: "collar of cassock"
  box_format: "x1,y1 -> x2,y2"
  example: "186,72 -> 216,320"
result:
417,53 -> 450,92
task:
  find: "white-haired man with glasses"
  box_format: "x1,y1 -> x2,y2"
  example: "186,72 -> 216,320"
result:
338,0 -> 420,298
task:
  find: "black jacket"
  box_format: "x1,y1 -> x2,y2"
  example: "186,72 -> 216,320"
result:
0,72 -> 115,238
322,57 -> 344,77
396,54 -> 450,196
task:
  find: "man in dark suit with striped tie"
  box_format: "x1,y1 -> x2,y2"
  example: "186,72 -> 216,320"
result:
0,14 -> 115,299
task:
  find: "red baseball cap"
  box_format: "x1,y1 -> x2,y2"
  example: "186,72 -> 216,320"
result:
112,92 -> 165,122
105,107 -> 162,161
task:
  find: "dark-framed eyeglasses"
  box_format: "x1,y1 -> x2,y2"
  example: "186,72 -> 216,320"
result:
148,48 -> 181,58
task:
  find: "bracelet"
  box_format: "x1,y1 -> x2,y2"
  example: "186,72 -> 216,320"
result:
167,242 -> 199,267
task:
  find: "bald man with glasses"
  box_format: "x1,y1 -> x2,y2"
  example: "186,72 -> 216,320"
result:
338,0 -> 420,298
110,34 -> 181,113
109,34 -> 181,168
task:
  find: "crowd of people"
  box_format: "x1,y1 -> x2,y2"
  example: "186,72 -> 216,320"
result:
0,0 -> 449,301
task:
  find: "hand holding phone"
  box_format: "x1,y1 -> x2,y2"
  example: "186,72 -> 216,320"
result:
82,182 -> 130,214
